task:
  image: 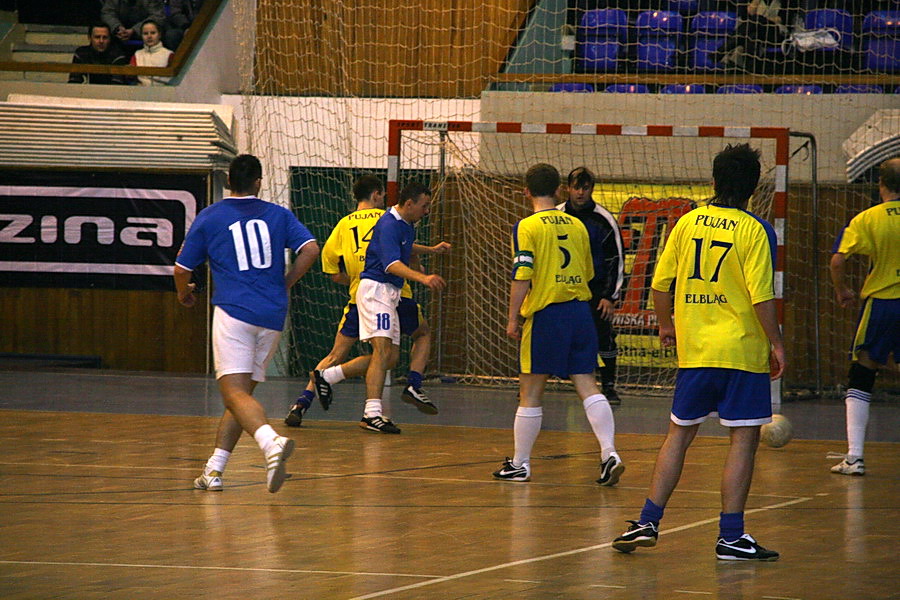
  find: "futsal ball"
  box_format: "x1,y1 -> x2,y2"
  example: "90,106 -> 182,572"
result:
760,414 -> 793,448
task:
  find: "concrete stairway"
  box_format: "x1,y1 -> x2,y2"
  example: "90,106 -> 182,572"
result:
3,24 -> 86,83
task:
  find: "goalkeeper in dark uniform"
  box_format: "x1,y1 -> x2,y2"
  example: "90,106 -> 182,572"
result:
559,167 -> 625,404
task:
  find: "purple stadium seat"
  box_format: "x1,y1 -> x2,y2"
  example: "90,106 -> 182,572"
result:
691,12 -> 737,71
716,84 -> 764,93
661,84 -> 706,93
576,9 -> 628,72
549,83 -> 595,92
834,85 -> 884,93
605,84 -> 650,93
863,12 -> 900,72
636,11 -> 684,71
775,84 -> 823,94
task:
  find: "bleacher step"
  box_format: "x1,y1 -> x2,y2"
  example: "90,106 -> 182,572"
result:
25,31 -> 85,46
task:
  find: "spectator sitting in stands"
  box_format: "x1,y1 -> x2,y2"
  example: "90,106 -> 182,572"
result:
713,1 -> 791,73
165,0 -> 206,51
130,19 -> 174,86
68,23 -> 128,85
102,0 -> 166,48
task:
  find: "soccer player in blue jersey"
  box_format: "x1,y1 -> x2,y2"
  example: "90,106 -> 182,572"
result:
612,144 -> 785,560
560,167 -> 626,405
356,182 -> 446,433
492,163 -> 623,485
174,154 -> 320,493
284,175 -> 450,426
829,157 -> 900,476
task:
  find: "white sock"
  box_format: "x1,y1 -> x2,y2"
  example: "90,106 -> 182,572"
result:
513,406 -> 542,467
322,365 -> 345,385
846,391 -> 871,459
583,393 -> 616,461
205,448 -> 231,474
364,399 -> 382,418
253,424 -> 279,455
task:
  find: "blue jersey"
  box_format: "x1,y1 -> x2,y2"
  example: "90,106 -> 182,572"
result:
176,196 -> 315,330
360,207 -> 414,290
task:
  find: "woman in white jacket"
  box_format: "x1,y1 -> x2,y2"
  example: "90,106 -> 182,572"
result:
130,19 -> 173,86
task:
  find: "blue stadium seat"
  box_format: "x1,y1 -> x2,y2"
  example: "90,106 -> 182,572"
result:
834,84 -> 884,93
548,83 -> 595,92
863,11 -> 900,72
691,11 -> 737,71
636,11 -> 684,71
576,9 -> 628,72
605,84 -> 650,93
661,84 -> 706,93
805,9 -> 854,50
716,84 -> 764,93
775,84 -> 823,94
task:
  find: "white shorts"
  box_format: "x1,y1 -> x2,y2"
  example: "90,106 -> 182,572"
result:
212,306 -> 281,382
357,278 -> 402,345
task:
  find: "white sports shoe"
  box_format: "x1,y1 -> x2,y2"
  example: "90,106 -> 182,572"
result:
831,457 -> 865,476
265,436 -> 295,493
194,470 -> 223,492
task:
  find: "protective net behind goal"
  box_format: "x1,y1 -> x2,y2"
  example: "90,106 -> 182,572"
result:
389,122 -> 787,391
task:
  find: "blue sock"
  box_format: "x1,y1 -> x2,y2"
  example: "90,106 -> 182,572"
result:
719,512 -> 744,541
639,498 -> 664,525
407,371 -> 423,389
297,389 -> 314,410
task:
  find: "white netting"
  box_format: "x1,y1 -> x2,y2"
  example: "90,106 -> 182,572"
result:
394,127 -> 780,389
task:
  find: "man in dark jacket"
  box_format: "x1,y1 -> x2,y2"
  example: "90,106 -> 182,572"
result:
68,24 -> 128,85
559,167 -> 626,404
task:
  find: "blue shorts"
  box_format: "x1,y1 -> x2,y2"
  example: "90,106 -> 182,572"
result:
338,297 -> 422,339
672,368 -> 772,427
520,299 -> 598,378
850,297 -> 899,365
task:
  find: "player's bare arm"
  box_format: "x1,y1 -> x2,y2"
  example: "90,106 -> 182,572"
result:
651,288 -> 676,347
330,272 -> 351,286
752,299 -> 786,380
285,241 -> 320,289
386,260 -> 446,291
173,264 -> 197,308
506,279 -> 530,340
412,241 -> 452,255
829,252 -> 856,308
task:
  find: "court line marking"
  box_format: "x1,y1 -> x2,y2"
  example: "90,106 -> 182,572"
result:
346,496 -> 814,600
762,596 -> 802,600
589,584 -> 626,589
675,591 -> 714,595
0,560 -> 442,579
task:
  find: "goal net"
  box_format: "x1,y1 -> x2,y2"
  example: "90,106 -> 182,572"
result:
386,121 -> 788,391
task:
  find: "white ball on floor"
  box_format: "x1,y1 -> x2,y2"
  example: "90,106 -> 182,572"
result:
761,414 -> 793,448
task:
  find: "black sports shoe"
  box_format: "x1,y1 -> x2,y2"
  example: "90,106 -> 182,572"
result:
284,403 -> 306,427
602,383 -> 621,406
715,533 -> 779,561
359,415 -> 401,434
402,385 -> 439,415
612,520 -> 659,553
492,457 -> 530,481
597,453 -> 625,486
311,369 -> 333,410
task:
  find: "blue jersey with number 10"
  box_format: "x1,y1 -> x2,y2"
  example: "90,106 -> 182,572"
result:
176,196 -> 315,331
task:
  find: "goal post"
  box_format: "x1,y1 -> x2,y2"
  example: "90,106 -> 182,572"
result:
387,119 -> 789,400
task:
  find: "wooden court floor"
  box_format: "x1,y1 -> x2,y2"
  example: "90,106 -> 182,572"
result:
0,408 -> 897,599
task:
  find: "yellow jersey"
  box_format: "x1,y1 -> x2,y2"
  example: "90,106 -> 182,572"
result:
321,208 -> 412,301
651,204 -> 776,372
835,199 -> 900,300
512,208 -> 593,318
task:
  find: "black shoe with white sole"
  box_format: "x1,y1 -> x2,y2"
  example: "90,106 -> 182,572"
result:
402,385 -> 439,415
715,533 -> 779,561
359,415 -> 401,434
312,369 -> 333,410
612,520 -> 659,553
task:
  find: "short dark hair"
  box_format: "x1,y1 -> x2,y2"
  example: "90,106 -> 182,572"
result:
879,158 -> 900,195
712,144 -> 761,208
525,163 -> 561,198
399,182 -> 431,205
228,154 -> 262,194
567,166 -> 595,189
88,23 -> 110,36
141,19 -> 163,33
353,174 -> 384,201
